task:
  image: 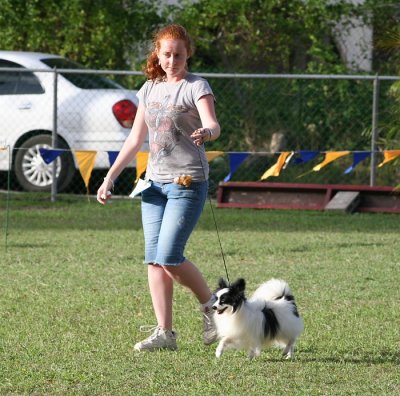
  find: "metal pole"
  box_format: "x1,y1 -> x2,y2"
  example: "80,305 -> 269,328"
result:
51,68 -> 58,202
370,75 -> 380,187
4,145 -> 11,251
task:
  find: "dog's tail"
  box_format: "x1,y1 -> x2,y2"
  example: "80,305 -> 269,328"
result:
252,278 -> 300,318
251,278 -> 295,302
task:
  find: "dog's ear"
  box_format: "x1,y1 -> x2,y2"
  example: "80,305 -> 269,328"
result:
217,278 -> 228,290
232,278 -> 246,292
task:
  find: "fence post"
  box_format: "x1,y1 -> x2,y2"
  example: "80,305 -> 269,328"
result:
51,68 -> 58,202
370,74 -> 379,187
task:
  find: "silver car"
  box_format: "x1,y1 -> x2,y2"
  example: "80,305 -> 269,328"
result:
0,51 -> 144,192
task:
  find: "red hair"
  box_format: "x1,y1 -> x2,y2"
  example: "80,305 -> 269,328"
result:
143,24 -> 193,81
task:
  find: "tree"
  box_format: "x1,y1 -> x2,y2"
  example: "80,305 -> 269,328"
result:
158,0 -> 372,152
0,0 -> 161,70
164,0 -> 363,74
366,0 -> 400,75
157,0 -> 399,157
370,1 -> 400,152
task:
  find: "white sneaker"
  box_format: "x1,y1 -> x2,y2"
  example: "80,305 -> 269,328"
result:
202,295 -> 217,345
134,326 -> 178,352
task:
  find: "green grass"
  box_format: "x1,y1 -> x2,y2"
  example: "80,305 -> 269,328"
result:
1,193 -> 399,395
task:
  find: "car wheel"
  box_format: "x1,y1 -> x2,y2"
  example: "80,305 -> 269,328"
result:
14,135 -> 75,192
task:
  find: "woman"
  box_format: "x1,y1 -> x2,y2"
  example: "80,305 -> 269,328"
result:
97,24 -> 220,351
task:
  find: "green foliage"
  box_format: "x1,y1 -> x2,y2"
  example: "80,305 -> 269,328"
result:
162,0 -> 386,161
374,80 -> 400,169
204,75 -> 373,155
167,0 -> 363,74
366,1 -> 400,149
1,0 -> 398,165
0,0 -> 397,74
0,0 -> 161,69
366,0 -> 400,74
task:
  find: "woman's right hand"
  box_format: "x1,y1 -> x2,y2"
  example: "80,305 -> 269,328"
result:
96,178 -> 114,205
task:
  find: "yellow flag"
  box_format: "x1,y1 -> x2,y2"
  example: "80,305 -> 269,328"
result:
260,152 -> 292,180
136,151 -> 149,182
206,151 -> 224,162
313,151 -> 350,171
378,150 -> 400,167
75,151 -> 97,188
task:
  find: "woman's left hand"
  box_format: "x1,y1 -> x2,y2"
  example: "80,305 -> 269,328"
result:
191,128 -> 211,146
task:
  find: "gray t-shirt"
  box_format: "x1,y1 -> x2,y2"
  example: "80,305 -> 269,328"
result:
137,73 -> 214,183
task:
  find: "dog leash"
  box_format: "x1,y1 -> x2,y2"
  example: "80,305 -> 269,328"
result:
197,143 -> 231,285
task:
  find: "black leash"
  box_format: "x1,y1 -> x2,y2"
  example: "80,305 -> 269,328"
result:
206,190 -> 230,285
197,144 -> 230,284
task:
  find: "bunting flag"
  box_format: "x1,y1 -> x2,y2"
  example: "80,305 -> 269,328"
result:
282,151 -> 295,169
293,151 -> 320,165
313,151 -> 350,171
39,148 -> 64,164
75,151 -> 97,189
14,147 -> 400,190
107,151 -> 119,167
223,152 -> 250,182
206,151 -> 224,162
135,151 -> 149,182
344,152 -> 371,174
378,150 -> 400,167
260,152 -> 292,180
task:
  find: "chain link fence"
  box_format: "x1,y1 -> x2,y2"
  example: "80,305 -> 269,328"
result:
1,65 -> 399,197
205,73 -> 399,193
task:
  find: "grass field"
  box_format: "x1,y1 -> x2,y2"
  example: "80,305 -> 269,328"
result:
1,193 -> 399,395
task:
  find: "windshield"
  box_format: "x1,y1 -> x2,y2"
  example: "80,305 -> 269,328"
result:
41,58 -> 122,89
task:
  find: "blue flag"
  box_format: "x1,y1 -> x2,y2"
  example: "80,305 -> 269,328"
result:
344,152 -> 371,174
293,151 -> 320,165
39,148 -> 64,164
107,151 -> 119,167
224,152 -> 250,182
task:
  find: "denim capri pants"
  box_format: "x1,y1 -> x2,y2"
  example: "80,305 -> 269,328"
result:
141,180 -> 208,266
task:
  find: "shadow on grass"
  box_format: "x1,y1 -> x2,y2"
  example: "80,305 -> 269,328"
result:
296,348 -> 400,365
215,349 -> 399,365
6,242 -> 57,249
286,242 -> 386,253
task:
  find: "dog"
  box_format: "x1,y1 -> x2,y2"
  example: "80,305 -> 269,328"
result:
212,278 -> 304,359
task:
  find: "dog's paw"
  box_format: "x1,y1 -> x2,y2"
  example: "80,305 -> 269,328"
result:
283,350 -> 294,360
215,344 -> 224,358
282,345 -> 295,360
248,348 -> 261,359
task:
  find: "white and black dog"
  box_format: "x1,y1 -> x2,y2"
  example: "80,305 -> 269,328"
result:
212,278 -> 304,359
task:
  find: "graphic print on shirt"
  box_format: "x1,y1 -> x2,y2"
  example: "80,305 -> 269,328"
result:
146,97 -> 188,164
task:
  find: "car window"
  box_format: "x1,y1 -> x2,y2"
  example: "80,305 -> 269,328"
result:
0,59 -> 45,95
41,58 -> 122,89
